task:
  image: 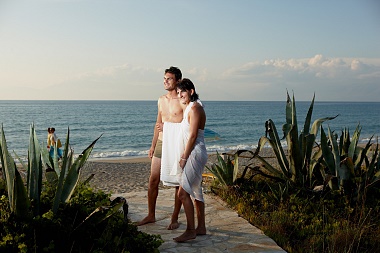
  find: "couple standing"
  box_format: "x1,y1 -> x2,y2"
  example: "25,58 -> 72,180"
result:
138,66 -> 207,243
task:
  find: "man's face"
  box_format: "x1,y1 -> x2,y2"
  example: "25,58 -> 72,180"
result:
163,72 -> 177,91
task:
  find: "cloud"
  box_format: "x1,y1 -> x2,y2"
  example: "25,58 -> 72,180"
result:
205,55 -> 380,101
224,55 -> 379,79
1,55 -> 378,101
45,65 -> 164,100
60,55 -> 380,101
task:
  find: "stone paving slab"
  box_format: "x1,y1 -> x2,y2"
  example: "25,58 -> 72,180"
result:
113,189 -> 286,253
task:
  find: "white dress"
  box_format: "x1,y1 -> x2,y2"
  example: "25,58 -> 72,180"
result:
178,101 -> 208,202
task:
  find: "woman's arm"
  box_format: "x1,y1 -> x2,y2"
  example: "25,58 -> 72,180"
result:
179,105 -> 202,167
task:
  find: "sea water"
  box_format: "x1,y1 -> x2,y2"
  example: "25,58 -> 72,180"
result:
0,100 -> 379,160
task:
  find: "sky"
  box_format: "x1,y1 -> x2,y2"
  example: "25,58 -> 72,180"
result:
0,0 -> 379,102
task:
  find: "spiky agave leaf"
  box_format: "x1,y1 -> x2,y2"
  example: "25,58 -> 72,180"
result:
232,153 -> 239,184
348,124 -> 362,159
60,134 -> 102,203
265,120 -> 289,173
1,124 -> 17,211
320,127 -> 336,176
0,124 -> 31,217
13,168 -> 31,218
73,197 -> 127,233
367,139 -> 380,187
27,123 -> 43,215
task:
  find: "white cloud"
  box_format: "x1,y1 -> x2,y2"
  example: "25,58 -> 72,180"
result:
1,55 -> 379,101
205,55 -> 380,101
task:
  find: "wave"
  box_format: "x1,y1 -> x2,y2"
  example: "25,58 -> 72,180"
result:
91,149 -> 149,159
89,143 -> 261,160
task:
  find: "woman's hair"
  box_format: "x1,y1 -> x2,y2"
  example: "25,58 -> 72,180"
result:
177,78 -> 199,102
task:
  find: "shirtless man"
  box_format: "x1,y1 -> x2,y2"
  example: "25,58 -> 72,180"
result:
137,66 -> 183,229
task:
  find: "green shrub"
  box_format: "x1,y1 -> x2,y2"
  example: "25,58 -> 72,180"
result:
0,124 -> 163,252
0,182 -> 163,252
216,177 -> 380,253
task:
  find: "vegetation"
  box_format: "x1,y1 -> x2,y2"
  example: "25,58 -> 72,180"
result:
208,92 -> 380,253
0,124 -> 163,252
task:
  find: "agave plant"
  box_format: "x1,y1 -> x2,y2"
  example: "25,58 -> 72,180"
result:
319,124 -> 380,201
248,92 -> 338,188
206,151 -> 239,186
0,123 -> 127,221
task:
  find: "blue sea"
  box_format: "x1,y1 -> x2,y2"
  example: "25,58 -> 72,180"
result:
0,100 -> 379,161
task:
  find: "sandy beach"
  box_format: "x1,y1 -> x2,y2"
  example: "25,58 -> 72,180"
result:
81,155 -> 219,194
79,149 -> 278,195
80,157 -> 154,194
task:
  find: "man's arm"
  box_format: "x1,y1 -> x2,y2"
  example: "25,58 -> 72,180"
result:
149,98 -> 163,159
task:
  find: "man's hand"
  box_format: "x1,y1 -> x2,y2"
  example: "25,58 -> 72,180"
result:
148,148 -> 154,159
156,122 -> 164,132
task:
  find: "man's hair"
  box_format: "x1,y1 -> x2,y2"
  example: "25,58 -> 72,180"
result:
165,66 -> 182,81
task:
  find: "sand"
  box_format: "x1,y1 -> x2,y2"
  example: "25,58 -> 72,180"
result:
80,158 -> 153,194
79,149 -> 278,195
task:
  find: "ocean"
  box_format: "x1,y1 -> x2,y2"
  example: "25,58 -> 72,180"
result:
0,100 -> 379,161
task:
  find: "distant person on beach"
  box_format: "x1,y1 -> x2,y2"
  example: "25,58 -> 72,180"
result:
137,66 -> 183,229
47,128 -> 52,150
48,127 -> 63,159
172,78 -> 208,242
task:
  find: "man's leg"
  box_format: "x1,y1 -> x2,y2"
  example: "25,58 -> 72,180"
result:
167,186 -> 181,230
137,156 -> 161,226
173,187 -> 196,242
194,200 -> 206,235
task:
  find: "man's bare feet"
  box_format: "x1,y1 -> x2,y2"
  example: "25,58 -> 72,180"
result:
196,226 -> 206,235
167,220 -> 179,230
137,216 -> 156,226
173,229 -> 196,242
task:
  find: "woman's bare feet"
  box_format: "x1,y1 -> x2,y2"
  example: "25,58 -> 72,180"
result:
173,229 -> 196,242
167,220 -> 179,230
196,226 -> 206,235
136,215 -> 156,226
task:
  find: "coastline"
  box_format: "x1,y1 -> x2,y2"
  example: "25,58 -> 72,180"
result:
89,156 -> 151,164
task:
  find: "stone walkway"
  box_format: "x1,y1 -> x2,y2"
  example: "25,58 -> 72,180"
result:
113,189 -> 286,253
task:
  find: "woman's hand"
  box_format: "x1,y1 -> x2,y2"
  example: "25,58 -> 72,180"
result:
179,157 -> 187,168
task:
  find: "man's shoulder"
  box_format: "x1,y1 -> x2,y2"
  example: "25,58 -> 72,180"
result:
158,94 -> 168,102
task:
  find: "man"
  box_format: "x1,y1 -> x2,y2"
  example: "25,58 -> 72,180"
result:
137,66 -> 183,229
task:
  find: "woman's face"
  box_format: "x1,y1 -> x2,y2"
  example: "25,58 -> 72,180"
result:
177,88 -> 191,104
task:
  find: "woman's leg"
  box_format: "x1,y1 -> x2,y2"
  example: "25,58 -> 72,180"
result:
195,199 -> 206,235
173,187 -> 196,242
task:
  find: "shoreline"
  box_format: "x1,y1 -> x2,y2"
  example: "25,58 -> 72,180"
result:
89,156 -> 151,164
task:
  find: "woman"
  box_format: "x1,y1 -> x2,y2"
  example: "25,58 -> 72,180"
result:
174,78 -> 208,242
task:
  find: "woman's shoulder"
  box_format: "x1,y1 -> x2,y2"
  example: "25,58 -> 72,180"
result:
191,102 -> 205,113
